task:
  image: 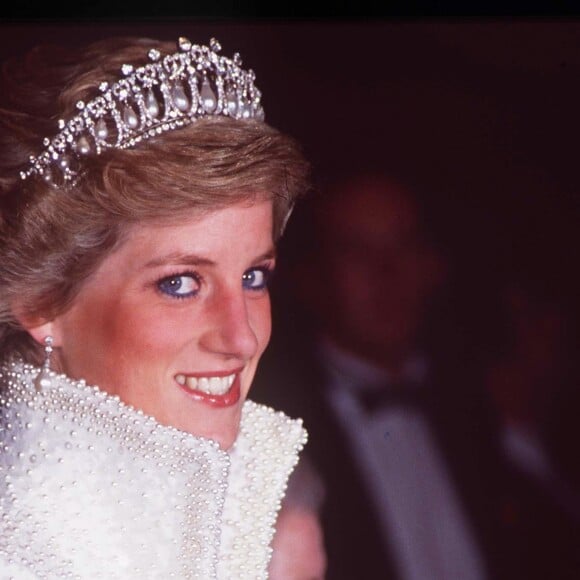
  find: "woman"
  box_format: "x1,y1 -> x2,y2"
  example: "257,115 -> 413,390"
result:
0,35 -> 310,578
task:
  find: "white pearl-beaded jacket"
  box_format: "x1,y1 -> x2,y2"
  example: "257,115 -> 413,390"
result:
0,360 -> 307,579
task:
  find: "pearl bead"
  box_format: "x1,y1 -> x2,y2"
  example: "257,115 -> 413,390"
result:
170,82 -> 190,112
75,135 -> 92,155
200,78 -> 217,113
145,90 -> 160,118
226,91 -> 238,116
95,118 -> 108,141
122,105 -> 139,130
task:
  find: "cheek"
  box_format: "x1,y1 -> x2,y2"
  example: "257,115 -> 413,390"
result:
251,297 -> 272,357
100,303 -> 155,349
63,296 -> 178,378
107,306 -> 196,371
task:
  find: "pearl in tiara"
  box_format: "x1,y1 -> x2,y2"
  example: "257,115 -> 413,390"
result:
21,37 -> 265,185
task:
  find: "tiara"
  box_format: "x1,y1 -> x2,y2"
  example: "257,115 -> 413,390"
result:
20,37 -> 264,185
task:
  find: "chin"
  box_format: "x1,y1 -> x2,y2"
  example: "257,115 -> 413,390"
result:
206,421 -> 242,450
178,406 -> 244,451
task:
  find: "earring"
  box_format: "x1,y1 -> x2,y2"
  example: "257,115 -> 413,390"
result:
34,335 -> 54,392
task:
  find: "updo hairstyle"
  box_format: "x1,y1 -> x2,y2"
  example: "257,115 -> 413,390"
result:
0,36 -> 310,364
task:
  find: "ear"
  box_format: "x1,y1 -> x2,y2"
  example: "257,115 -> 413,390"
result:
11,294 -> 65,347
27,322 -> 58,345
16,316 -> 63,348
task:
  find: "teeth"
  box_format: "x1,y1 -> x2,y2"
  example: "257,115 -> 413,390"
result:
175,373 -> 236,396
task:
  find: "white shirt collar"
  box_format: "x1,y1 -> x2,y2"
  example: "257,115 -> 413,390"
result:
318,337 -> 429,393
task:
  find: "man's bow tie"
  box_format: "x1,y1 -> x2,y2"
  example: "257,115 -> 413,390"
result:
355,382 -> 427,414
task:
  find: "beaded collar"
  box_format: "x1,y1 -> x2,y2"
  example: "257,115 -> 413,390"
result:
0,360 -> 306,579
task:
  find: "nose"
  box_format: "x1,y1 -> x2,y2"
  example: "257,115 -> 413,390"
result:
199,286 -> 260,361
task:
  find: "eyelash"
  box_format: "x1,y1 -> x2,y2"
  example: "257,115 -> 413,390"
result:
156,271 -> 201,300
242,266 -> 273,292
155,265 -> 274,300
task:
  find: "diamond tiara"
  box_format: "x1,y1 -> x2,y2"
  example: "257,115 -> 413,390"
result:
21,37 -> 265,184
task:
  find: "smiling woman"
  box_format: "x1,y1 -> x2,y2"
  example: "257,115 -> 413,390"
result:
0,35 -> 310,578
42,202 -> 275,448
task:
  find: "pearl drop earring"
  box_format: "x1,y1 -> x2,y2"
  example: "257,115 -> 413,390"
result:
34,335 -> 54,392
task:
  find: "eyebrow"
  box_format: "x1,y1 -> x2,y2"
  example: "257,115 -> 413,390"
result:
144,248 -> 277,269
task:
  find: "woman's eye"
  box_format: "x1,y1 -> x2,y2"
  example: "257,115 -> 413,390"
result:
242,267 -> 271,291
157,274 -> 200,298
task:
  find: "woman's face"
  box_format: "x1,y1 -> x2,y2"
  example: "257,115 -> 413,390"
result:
36,200 -> 275,449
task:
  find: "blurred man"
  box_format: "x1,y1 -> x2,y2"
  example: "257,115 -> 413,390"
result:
254,171 -> 504,579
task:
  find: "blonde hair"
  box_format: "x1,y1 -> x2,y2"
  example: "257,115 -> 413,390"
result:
0,37 -> 310,363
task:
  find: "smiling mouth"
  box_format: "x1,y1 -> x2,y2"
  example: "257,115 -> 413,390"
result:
175,373 -> 236,396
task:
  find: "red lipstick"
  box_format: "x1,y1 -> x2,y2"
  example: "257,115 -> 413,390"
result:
176,371 -> 242,408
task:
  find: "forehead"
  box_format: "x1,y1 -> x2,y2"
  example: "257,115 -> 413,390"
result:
127,201 -> 273,244
95,201 -> 274,278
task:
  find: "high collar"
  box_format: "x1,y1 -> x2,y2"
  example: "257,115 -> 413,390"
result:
0,359 -> 307,579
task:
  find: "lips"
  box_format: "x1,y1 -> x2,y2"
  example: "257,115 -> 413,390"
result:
175,372 -> 236,395
174,370 -> 241,407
